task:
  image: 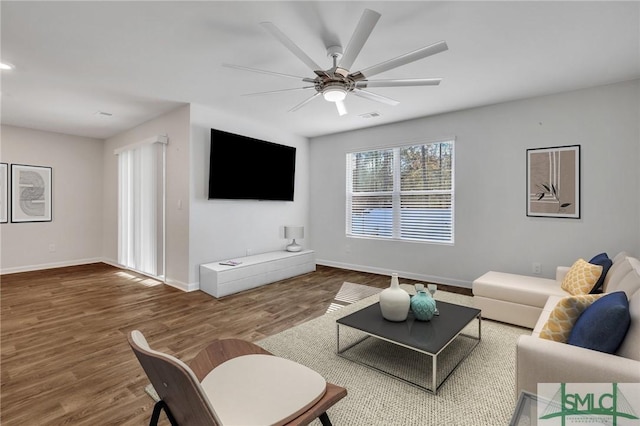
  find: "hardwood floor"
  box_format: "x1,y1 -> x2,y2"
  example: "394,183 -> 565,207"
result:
0,263 -> 471,425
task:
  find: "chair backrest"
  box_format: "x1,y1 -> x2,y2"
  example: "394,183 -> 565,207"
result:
128,330 -> 222,426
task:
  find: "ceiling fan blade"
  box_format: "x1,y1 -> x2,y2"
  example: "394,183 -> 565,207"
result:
261,22 -> 322,72
355,78 -> 442,88
354,41 -> 448,79
242,86 -> 315,96
337,9 -> 381,72
289,92 -> 322,112
223,63 -> 315,82
336,100 -> 348,116
353,89 -> 400,106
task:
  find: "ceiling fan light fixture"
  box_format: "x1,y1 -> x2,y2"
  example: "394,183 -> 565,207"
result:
322,86 -> 347,102
232,9 -> 448,116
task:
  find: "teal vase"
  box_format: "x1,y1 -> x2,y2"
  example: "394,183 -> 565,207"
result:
411,290 -> 436,321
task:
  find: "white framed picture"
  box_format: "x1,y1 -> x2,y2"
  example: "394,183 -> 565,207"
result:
11,164 -> 52,223
0,163 -> 7,223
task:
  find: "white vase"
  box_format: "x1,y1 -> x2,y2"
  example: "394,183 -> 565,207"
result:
379,273 -> 410,322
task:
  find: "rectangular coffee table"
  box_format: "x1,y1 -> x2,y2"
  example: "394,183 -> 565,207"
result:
336,301 -> 481,394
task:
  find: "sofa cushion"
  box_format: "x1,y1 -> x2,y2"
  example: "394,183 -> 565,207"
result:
532,295 -> 564,337
567,291 -> 630,353
608,258 -> 640,299
561,259 -> 603,295
539,294 -> 605,342
612,251 -> 631,263
603,256 -> 634,293
617,288 -> 640,361
587,253 -> 612,294
473,271 -> 568,308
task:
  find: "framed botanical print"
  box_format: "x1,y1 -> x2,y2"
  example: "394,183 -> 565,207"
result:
527,145 -> 580,219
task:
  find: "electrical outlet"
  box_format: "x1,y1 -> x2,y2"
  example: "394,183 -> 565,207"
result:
48,243 -> 56,253
246,248 -> 253,256
532,262 -> 542,274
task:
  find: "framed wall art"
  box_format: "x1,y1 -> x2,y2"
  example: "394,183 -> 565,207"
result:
0,163 -> 7,223
527,145 -> 580,219
11,164 -> 52,223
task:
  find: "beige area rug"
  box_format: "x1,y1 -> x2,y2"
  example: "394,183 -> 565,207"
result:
145,283 -> 530,425
257,284 -> 531,426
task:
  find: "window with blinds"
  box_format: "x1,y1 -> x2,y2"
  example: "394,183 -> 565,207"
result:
346,140 -> 454,243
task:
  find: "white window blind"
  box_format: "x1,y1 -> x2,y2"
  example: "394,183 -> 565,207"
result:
116,136 -> 166,278
346,140 -> 454,243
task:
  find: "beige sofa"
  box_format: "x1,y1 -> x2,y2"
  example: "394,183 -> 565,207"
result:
472,268 -> 571,328
472,253 -> 640,397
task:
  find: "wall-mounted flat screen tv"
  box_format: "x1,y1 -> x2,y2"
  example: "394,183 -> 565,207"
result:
208,128 -> 296,201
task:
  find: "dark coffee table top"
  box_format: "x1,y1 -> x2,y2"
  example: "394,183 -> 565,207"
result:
336,301 -> 480,355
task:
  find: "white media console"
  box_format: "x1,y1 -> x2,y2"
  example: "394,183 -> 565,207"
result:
199,250 -> 315,298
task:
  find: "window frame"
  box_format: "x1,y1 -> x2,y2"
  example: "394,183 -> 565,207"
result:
346,139 -> 455,245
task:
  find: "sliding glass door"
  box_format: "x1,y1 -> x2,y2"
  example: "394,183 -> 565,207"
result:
116,138 -> 166,279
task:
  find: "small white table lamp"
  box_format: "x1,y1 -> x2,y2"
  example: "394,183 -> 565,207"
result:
284,226 -> 304,252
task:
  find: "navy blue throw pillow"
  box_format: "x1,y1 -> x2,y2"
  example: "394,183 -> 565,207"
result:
588,252 -> 612,294
567,291 -> 630,354
588,252 -> 608,264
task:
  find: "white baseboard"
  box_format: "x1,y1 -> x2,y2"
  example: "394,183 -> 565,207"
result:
316,258 -> 472,289
1,258 -> 197,293
165,278 -> 199,292
102,259 -> 195,292
0,258 -> 104,275
1,257 -> 471,290
100,258 -> 120,268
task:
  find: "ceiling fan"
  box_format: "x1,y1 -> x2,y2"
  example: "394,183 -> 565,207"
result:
223,9 -> 448,116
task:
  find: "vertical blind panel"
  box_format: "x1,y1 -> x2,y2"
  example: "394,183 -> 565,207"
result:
117,142 -> 164,277
136,144 -> 157,276
118,151 -> 133,266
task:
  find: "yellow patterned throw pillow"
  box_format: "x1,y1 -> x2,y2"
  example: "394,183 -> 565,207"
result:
539,294 -> 605,342
561,258 -> 603,295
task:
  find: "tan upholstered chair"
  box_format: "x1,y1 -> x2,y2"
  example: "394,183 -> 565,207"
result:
128,330 -> 346,426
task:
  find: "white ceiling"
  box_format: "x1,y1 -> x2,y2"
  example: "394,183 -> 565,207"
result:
1,1 -> 639,140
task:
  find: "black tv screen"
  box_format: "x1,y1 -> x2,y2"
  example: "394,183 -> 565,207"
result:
208,128 -> 296,201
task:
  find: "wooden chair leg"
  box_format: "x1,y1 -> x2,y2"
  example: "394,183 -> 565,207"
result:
150,400 -> 178,426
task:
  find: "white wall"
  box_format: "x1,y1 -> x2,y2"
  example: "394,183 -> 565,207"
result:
5,80 -> 637,289
188,103 -> 309,287
102,105 -> 191,288
100,102 -> 309,290
309,79 -> 640,287
0,125 -> 103,273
